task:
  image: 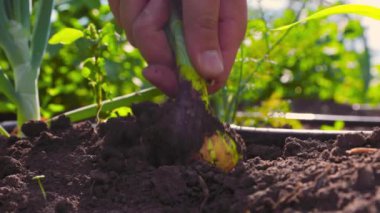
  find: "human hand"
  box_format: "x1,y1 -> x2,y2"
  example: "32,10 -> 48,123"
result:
109,0 -> 247,96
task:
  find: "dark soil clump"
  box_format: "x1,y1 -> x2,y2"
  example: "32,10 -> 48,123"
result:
2,99 -> 380,211
21,120 -> 48,137
50,115 -> 72,131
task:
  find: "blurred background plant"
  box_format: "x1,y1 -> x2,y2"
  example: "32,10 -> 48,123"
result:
212,0 -> 380,127
0,0 -> 379,129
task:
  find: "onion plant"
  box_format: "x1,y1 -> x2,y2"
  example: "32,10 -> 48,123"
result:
0,0 -> 54,131
168,4 -> 241,171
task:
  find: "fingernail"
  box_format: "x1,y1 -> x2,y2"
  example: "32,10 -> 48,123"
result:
198,50 -> 224,77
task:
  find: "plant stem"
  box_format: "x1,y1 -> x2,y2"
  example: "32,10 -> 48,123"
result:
93,54 -> 102,123
225,46 -> 245,123
37,180 -> 47,201
168,6 -> 209,106
359,33 -> 371,94
51,88 -> 162,123
16,77 -> 40,128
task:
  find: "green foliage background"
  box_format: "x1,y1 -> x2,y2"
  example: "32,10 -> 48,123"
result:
0,0 -> 379,127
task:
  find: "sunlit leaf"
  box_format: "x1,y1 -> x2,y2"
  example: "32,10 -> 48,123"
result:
344,20 -> 364,39
101,23 -> 118,52
47,104 -> 65,113
49,28 -> 84,44
321,120 -> 345,130
274,4 -> 380,31
110,107 -> 133,118
81,67 -> 91,78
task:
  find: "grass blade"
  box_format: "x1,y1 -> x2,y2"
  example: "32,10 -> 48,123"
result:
0,68 -> 18,104
273,4 -> 380,31
167,8 -> 209,106
51,88 -> 163,123
0,0 -> 12,50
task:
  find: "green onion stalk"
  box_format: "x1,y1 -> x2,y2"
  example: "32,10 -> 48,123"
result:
0,0 -> 54,133
168,4 -> 241,172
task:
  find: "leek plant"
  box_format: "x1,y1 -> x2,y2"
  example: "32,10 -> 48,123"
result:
0,0 -> 54,132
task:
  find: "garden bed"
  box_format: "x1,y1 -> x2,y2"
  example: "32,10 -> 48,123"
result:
1,102 -> 380,212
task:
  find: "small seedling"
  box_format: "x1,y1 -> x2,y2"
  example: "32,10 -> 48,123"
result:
32,175 -> 47,201
81,24 -> 113,123
49,23 -> 118,123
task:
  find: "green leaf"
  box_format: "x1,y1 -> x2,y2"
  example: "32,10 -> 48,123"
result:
273,4 -> 380,31
101,23 -> 118,52
110,107 -> 133,118
49,28 -> 84,45
334,120 -> 345,130
0,67 -> 18,104
81,67 -> 91,78
321,121 -> 345,130
344,20 -> 364,39
47,103 -> 65,113
31,0 -> 54,72
0,124 -> 10,138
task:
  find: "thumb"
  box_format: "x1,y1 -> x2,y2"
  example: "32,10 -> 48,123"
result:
182,0 -> 224,80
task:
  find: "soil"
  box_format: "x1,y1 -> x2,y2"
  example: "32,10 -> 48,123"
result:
2,97 -> 380,212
